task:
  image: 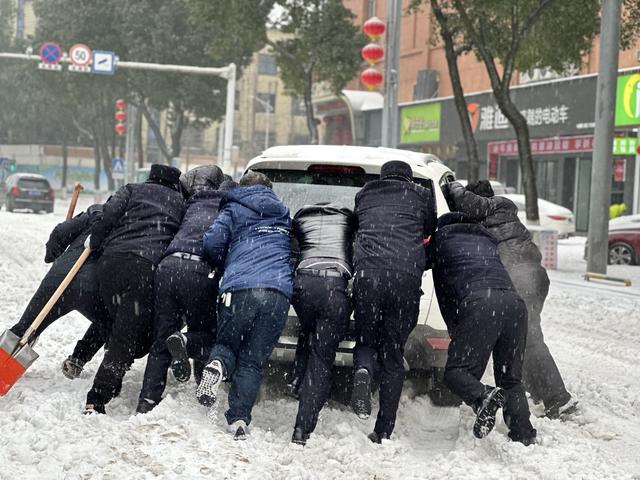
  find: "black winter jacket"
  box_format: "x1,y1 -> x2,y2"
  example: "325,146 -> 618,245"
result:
292,204 -> 355,269
45,204 -> 104,264
90,181 -> 185,264
444,182 -> 542,269
164,190 -> 226,258
431,212 -> 516,320
353,178 -> 437,277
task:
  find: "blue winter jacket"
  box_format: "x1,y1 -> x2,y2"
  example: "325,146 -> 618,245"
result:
203,184 -> 293,299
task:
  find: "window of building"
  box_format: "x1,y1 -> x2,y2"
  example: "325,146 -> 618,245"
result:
254,131 -> 277,150
367,0 -> 377,17
291,97 -> 306,116
257,54 -> 278,76
255,93 -> 276,113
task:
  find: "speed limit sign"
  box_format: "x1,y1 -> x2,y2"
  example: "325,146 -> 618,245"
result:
69,44 -> 92,67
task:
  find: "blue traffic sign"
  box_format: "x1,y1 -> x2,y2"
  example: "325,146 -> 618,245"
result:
111,157 -> 125,173
92,50 -> 116,75
39,42 -> 63,65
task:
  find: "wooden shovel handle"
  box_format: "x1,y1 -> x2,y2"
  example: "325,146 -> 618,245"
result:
20,247 -> 92,347
65,182 -> 84,221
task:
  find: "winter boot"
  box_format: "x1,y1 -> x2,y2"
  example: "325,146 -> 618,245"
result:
473,386 -> 506,439
291,427 -> 310,446
166,332 -> 191,383
196,359 -> 224,408
229,420 -> 248,441
286,376 -> 301,400
351,368 -> 372,420
136,398 -> 157,414
545,396 -> 579,420
61,356 -> 85,379
368,431 -> 390,444
83,403 -> 106,415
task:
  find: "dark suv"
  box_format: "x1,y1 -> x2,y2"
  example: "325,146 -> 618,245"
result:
0,173 -> 55,213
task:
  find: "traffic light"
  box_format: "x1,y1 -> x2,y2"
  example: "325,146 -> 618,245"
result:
8,160 -> 15,173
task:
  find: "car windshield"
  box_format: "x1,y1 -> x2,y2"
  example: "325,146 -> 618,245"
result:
17,178 -> 49,189
254,168 -> 432,216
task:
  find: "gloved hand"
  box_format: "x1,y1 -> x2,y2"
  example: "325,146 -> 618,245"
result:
44,239 -> 64,263
84,234 -> 93,250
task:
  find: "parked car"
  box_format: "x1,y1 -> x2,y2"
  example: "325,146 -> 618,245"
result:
0,173 -> 54,213
245,145 -> 459,405
607,214 -> 640,265
500,194 -> 575,238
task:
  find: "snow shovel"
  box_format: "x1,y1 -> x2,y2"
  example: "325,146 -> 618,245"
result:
0,247 -> 92,396
66,182 -> 84,221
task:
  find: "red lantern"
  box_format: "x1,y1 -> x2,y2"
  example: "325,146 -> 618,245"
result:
114,123 -> 126,135
361,43 -> 384,65
115,110 -> 127,122
115,99 -> 126,110
360,68 -> 383,91
363,17 -> 385,41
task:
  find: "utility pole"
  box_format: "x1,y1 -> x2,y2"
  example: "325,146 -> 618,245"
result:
381,0 -> 401,148
586,0 -> 623,274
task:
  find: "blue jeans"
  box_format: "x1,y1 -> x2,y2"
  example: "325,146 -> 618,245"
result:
209,288 -> 289,425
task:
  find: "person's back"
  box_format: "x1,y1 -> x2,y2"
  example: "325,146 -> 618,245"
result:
354,173 -> 436,276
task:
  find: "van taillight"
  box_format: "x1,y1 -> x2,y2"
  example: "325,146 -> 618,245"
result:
11,186 -> 21,196
307,164 -> 366,174
427,337 -> 450,350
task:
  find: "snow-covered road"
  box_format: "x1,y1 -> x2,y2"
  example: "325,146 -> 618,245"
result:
1,198 -> 639,479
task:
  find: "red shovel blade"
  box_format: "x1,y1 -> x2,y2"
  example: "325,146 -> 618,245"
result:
0,330 -> 39,396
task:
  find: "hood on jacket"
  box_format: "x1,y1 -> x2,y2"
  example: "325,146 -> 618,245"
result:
180,165 -> 225,198
437,211 -> 479,229
466,180 -> 494,198
225,184 -> 289,218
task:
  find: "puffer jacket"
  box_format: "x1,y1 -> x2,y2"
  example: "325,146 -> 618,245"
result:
292,204 -> 355,268
444,181 -> 542,269
202,184 -> 292,299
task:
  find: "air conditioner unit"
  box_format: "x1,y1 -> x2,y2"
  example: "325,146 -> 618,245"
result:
413,69 -> 439,101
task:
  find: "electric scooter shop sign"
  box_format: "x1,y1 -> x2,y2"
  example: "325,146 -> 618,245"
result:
615,73 -> 640,127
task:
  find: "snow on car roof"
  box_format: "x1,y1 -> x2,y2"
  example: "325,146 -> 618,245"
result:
246,145 -> 450,180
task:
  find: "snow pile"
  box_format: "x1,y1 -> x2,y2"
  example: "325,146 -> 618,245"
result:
1,201 -> 639,479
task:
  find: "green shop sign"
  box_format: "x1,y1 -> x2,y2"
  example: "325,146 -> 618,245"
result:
400,103 -> 441,144
612,137 -> 638,155
615,73 -> 640,127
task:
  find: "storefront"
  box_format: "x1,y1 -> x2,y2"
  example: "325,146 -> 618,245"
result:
383,69 -> 640,232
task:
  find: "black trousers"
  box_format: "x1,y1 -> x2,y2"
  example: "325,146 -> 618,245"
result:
509,264 -> 570,408
292,272 -> 350,433
139,255 -> 217,404
10,260 -> 110,364
86,254 -> 155,406
443,289 -> 536,441
353,270 -> 421,436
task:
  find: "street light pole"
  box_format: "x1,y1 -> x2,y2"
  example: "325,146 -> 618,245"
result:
381,0 -> 401,148
253,94 -> 274,151
586,0 -> 623,274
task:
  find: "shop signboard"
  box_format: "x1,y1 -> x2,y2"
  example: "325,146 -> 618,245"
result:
400,103 -> 441,144
615,73 -> 640,127
612,137 -> 638,155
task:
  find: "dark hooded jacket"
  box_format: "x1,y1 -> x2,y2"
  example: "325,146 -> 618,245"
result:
202,184 -> 292,298
90,168 -> 185,264
292,204 -> 355,271
444,181 -> 542,269
165,189 -> 228,257
353,172 -> 436,277
431,212 -> 516,321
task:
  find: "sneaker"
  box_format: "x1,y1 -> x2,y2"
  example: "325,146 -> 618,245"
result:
136,398 -> 157,414
196,359 -> 224,408
61,356 -> 85,379
368,431 -> 390,444
166,332 -> 191,383
83,403 -> 105,415
473,387 -> 506,439
291,427 -> 310,446
229,420 -> 248,441
545,397 -> 579,420
351,368 -> 372,420
193,359 -> 205,386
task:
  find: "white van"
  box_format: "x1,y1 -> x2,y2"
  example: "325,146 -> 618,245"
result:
246,145 -> 458,405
